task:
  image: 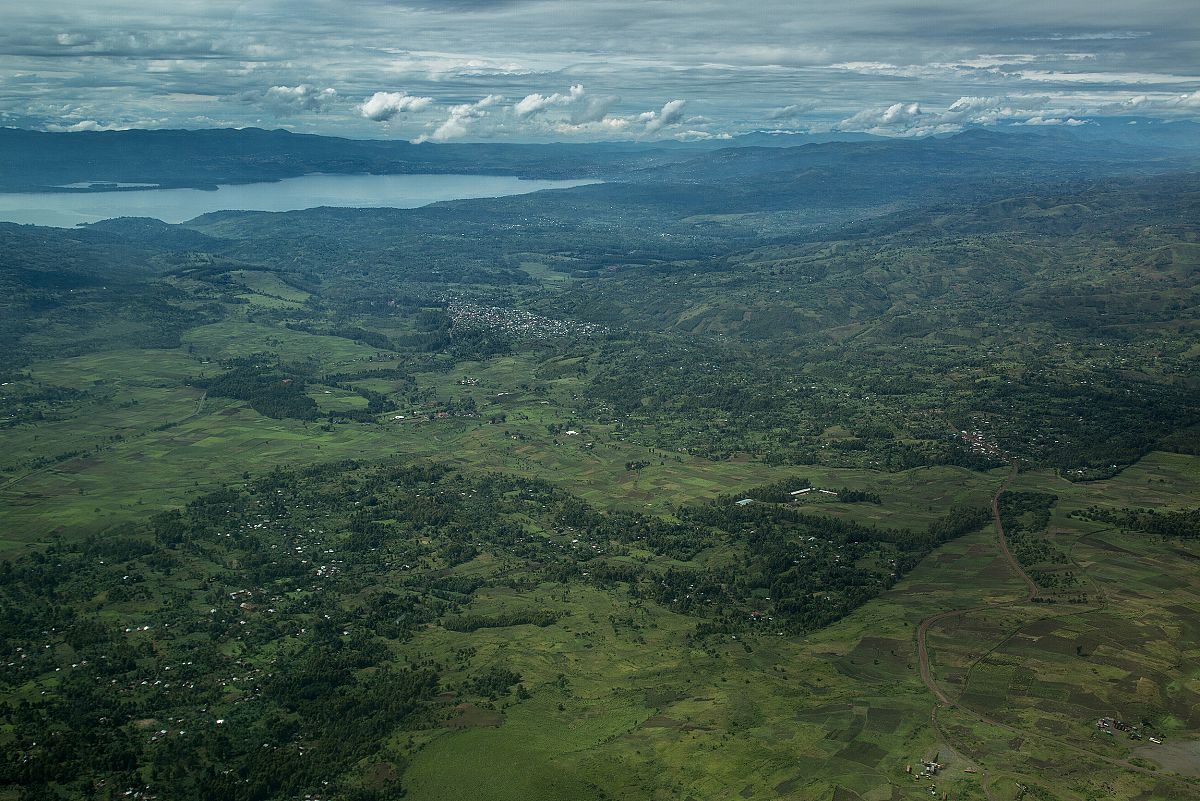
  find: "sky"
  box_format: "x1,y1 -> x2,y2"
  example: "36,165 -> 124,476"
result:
1,0 -> 1198,142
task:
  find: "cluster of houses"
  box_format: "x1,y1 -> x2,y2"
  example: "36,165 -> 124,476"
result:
445,299 -> 606,339
906,759 -> 943,778
789,487 -> 838,499
1097,717 -> 1161,743
958,428 -> 1004,459
391,410 -> 470,423
904,759 -> 949,798
733,487 -> 839,507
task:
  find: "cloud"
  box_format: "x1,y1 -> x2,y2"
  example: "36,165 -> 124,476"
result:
765,102 -> 815,121
1023,31 -> 1151,41
28,29 -> 226,58
44,119 -> 126,132
553,116 -> 630,133
839,101 -> 922,132
553,97 -> 690,138
513,83 -> 584,117
2,0 -> 1198,140
642,99 -> 687,133
837,97 -> 1021,135
360,90 -> 434,121
377,0 -> 533,10
570,93 -> 619,124
834,95 -> 1112,136
1118,89 -> 1200,115
674,130 -> 732,141
261,85 -> 337,115
1017,70 -> 1200,85
938,95 -> 1004,124
414,93 -> 503,142
1015,116 -> 1089,125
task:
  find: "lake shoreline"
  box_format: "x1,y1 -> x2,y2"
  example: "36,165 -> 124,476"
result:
0,172 -> 600,227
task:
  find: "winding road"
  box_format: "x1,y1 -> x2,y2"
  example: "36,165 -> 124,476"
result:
916,463 -> 1026,705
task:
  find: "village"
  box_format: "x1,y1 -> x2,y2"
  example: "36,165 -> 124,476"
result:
1096,716 -> 1163,744
957,427 -> 1005,460
445,298 -> 606,340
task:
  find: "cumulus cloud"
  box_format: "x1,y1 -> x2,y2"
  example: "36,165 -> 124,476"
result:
835,95 -> 1108,136
360,91 -> 434,122
839,101 -> 923,132
936,95 -> 1011,125
44,119 -> 127,132
1114,89 -> 1200,117
261,85 -> 337,115
642,99 -> 687,133
4,1 -> 1197,139
554,98 -> 689,137
514,83 -> 584,117
510,84 -> 621,127
1016,115 -> 1089,125
414,94 -> 503,143
551,115 -> 631,135
675,130 -> 733,141
837,97 -> 1012,135
569,94 -> 619,124
765,102 -> 816,121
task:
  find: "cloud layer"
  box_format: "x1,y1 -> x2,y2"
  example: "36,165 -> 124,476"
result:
360,91 -> 434,121
0,0 -> 1196,140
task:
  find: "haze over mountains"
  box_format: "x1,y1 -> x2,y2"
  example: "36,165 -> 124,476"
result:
2,119 -> 1198,192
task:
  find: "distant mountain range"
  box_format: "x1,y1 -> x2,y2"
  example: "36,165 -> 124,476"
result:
0,120 -> 1196,193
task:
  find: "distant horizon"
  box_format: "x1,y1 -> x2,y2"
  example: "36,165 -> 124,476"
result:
2,116 -> 1197,147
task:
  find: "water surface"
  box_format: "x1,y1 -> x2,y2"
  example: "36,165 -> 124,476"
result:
0,173 -> 598,227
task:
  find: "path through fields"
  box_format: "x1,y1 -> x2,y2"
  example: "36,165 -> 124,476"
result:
914,462 -> 1199,794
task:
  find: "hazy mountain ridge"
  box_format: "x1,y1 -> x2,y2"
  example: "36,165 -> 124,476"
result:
2,122 -> 1197,193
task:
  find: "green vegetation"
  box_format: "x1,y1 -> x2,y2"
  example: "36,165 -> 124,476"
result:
2,129 -> 1199,800
1074,505 -> 1200,539
0,459 -> 996,800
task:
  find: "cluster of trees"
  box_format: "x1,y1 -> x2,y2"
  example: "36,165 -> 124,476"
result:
999,491 -> 1070,568
838,488 -> 882,504
1075,505 -> 1200,540
199,355 -> 407,424
443,609 -> 561,632
199,357 -> 319,421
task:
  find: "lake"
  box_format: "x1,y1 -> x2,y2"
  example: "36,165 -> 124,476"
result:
0,173 -> 599,227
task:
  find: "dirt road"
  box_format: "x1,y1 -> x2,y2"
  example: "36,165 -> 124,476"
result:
914,462 -> 1199,791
